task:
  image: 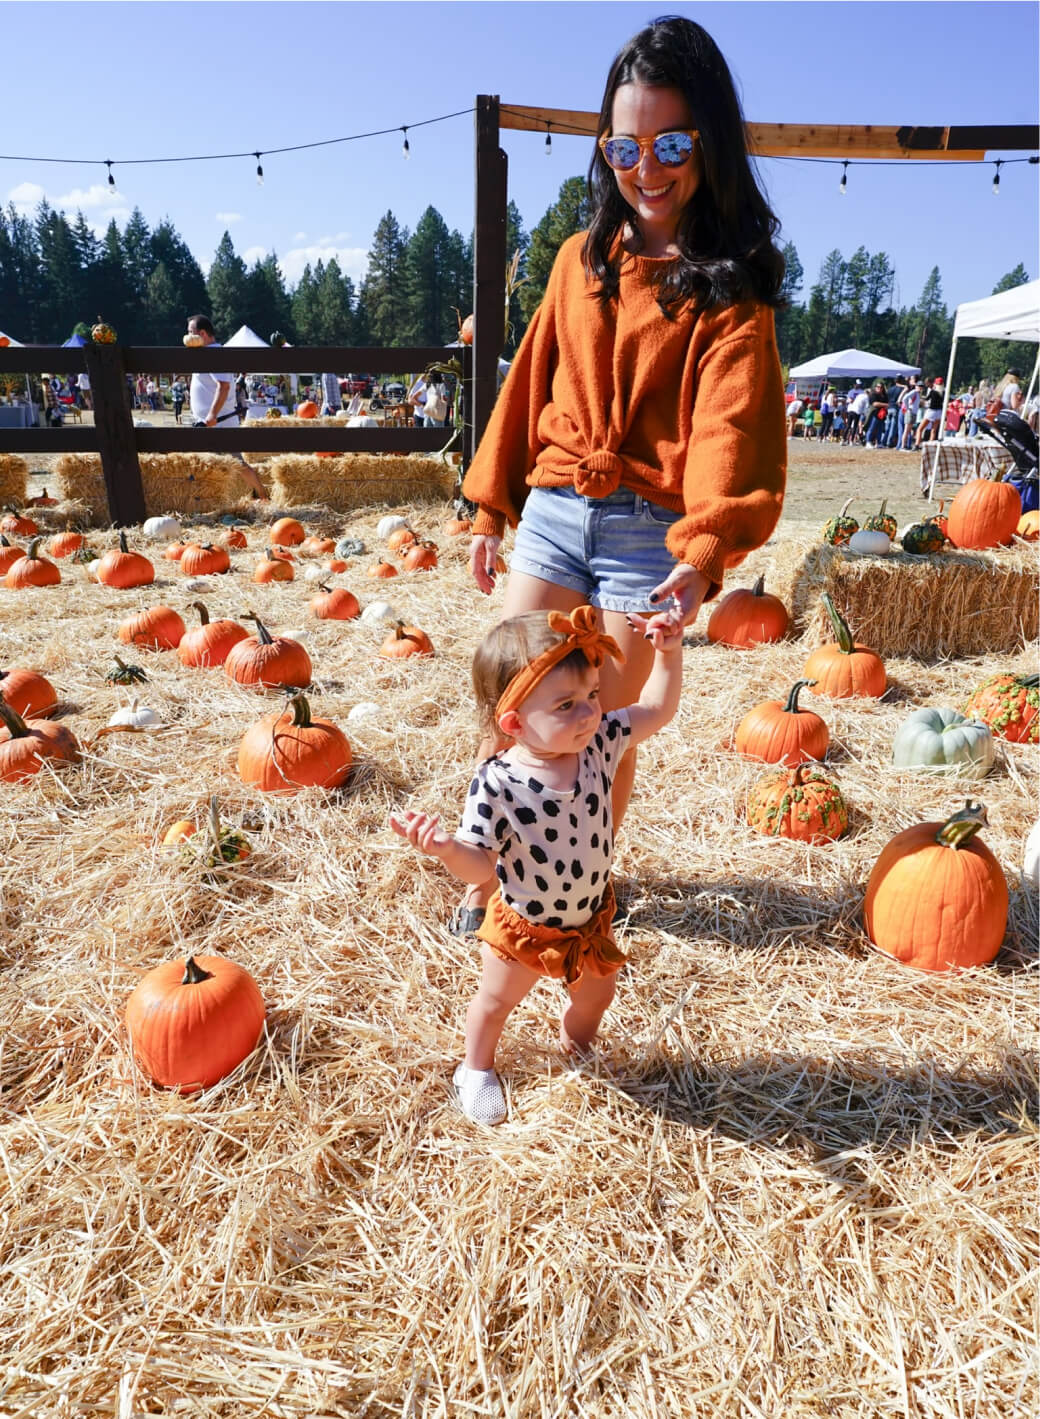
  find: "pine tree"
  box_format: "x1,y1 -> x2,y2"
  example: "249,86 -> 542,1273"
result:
807,250 -> 847,351
313,258 -> 355,344
244,254 -> 293,343
361,212 -> 409,347
0,204 -> 41,339
93,220 -> 133,341
291,264 -> 320,343
906,267 -> 950,375
35,202 -> 85,340
520,178 -> 591,321
121,209 -> 153,302
151,219 -> 209,325
206,232 -> 249,338
403,207 -> 452,344
504,199 -> 529,353
774,241 -> 804,364
144,261 -> 180,344
977,263 -> 1034,383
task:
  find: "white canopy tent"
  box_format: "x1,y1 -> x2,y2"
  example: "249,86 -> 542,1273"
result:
0,330 -> 24,347
788,348 -> 921,381
224,325 -> 269,348
927,280 -> 1040,497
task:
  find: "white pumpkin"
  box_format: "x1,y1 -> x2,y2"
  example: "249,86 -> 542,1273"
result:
143,515 -> 181,542
108,697 -> 162,731
360,599 -> 398,625
302,564 -> 326,582
1024,819 -> 1040,888
347,701 -> 381,724
891,707 -> 995,780
377,516 -> 409,540
182,577 -> 215,593
847,528 -> 891,556
346,415 -> 379,429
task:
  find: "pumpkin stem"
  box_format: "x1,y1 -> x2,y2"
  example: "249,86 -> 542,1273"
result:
820,592 -> 855,655
0,698 -> 30,739
838,497 -> 854,517
189,601 -> 210,625
935,799 -> 989,850
26,538 -> 42,560
118,531 -> 129,553
242,612 -> 273,644
0,535 -> 10,547
782,680 -> 816,714
751,575 -> 766,597
209,795 -> 223,854
181,955 -> 214,985
286,692 -> 313,728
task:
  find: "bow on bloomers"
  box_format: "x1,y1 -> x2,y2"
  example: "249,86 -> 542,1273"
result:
495,605 -> 625,719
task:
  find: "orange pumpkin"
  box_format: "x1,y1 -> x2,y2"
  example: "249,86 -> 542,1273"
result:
802,593 -> 886,699
734,680 -> 829,766
117,605 -> 186,651
962,671 -> 1038,745
378,621 -> 435,659
295,401 -> 319,420
160,798 -> 250,862
163,541 -> 187,562
124,954 -> 265,1092
4,539 -> 61,589
269,517 -> 305,546
177,601 -> 249,669
0,699 -> 81,782
945,475 -> 1021,550
95,533 -> 154,589
224,614 -> 312,690
237,691 -> 352,794
310,583 -> 361,620
253,549 -> 295,583
707,575 -> 789,648
863,800 -> 1008,971
368,560 -> 398,579
0,536 -> 25,576
326,558 -> 349,574
386,526 -> 417,554
179,543 -> 231,577
1016,509 -> 1040,542
746,763 -> 848,843
459,314 -> 474,345
401,539 -> 438,571
47,529 -> 84,558
300,535 -> 336,558
26,488 -> 58,508
0,508 -> 38,538
444,516 -> 472,538
221,527 -> 248,550
0,667 -> 58,719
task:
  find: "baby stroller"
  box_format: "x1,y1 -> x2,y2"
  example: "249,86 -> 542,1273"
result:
976,408 -> 1039,513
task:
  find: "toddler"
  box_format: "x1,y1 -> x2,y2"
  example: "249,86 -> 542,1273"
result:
390,603 -> 683,1125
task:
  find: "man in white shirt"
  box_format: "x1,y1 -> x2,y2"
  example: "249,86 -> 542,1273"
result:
185,315 -> 266,498
76,370 -> 92,411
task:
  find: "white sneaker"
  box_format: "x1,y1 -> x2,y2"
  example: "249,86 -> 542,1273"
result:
453,1063 -> 507,1125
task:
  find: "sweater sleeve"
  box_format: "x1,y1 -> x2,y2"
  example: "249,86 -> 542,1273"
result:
666,304 -> 786,598
461,250 -> 563,539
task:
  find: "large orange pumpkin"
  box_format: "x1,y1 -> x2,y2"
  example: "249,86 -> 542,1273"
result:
269,517 -> 305,546
95,532 -> 154,589
0,667 -> 58,719
0,508 -> 38,538
401,539 -> 438,571
179,543 -> 231,577
802,593 -> 887,699
0,536 -> 25,576
0,700 -> 81,782
253,549 -> 295,583
47,530 -> 84,559
746,763 -> 848,843
4,539 -> 60,588
295,401 -> 319,420
707,575 -> 789,648
124,954 -> 265,1092
237,692 -> 352,794
863,800 -> 1008,971
310,583 -> 361,620
945,475 -> 1021,549
117,605 -> 187,651
224,615 -> 312,689
379,621 -> 435,659
962,671 -> 1039,744
734,680 -> 829,766
177,602 -> 248,668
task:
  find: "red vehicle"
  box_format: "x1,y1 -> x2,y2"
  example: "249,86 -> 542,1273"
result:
340,373 -> 374,397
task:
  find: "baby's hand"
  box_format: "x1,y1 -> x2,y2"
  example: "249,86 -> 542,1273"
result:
389,810 -> 453,858
627,610 -> 685,652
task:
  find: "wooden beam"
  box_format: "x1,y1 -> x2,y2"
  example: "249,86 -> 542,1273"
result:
471,96 -> 508,471
498,104 -> 1039,159
84,342 -> 145,526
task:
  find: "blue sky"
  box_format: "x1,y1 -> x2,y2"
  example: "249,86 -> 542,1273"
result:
3,1 -> 1038,313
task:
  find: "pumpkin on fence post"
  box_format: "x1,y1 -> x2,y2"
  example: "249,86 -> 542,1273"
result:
863,800 -> 1008,971
802,593 -> 886,698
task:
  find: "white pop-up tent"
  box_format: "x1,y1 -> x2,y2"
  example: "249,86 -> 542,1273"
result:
788,348 -> 921,381
0,330 -> 24,346
926,280 -> 1040,496
224,325 -> 269,348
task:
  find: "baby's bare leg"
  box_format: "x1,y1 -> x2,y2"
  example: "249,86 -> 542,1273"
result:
560,971 -> 617,1054
465,945 -> 541,1070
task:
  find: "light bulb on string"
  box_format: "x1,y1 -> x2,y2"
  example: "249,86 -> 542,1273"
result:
838,161 -> 848,196
545,122 -> 552,156
401,127 -> 410,160
992,160 -> 1002,195
105,160 -> 116,189
255,152 -> 264,186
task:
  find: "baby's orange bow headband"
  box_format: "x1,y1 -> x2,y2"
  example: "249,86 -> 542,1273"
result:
495,605 -> 625,719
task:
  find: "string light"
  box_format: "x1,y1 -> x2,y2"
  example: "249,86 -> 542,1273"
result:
255,152 -> 264,186
838,160 -> 848,195
992,159 -> 1003,195
105,160 -> 115,189
544,122 -> 552,156
401,127 -> 410,160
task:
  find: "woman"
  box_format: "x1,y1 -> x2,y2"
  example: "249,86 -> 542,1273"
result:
454,16 -> 787,935
863,381 -> 888,448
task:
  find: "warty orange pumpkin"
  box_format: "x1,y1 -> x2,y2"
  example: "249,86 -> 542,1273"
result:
746,763 -> 848,843
963,671 -> 1039,744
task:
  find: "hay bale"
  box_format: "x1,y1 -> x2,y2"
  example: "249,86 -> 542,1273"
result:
0,453 -> 28,505
769,523 -> 1039,657
54,453 -> 242,524
268,453 -> 455,511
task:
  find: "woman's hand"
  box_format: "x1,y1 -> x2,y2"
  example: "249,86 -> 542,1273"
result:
647,563 -> 711,628
469,534 -> 503,595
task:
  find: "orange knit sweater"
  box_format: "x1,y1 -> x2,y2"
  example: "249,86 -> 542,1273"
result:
462,232 -> 787,597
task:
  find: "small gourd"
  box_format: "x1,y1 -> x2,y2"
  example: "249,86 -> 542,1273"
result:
901,517 -> 945,556
863,500 -> 898,540
143,515 -> 182,542
821,498 -> 859,546
107,697 -> 163,731
376,516 -> 409,540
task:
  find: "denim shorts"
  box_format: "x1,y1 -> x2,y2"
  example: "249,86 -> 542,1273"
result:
510,485 -> 682,613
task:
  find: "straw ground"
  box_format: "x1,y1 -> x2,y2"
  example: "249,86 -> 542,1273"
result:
0,444 -> 1036,1417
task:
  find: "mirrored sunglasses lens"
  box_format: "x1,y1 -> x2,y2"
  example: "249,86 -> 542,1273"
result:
603,138 -> 640,170
654,132 -> 694,166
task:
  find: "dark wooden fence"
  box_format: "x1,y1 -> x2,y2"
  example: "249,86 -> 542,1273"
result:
0,343 -> 473,525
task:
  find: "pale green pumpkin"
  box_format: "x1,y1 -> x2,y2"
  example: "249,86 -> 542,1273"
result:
891,707 -> 995,779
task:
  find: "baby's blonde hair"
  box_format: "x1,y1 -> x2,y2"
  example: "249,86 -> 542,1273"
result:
472,612 -> 590,737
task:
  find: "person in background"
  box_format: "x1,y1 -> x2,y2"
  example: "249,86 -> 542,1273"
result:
42,376 -> 64,427
996,367 -> 1024,414
184,314 -> 267,499
899,377 -> 920,450
423,377 -> 449,428
77,368 -> 92,412
319,371 -> 342,416
883,376 -> 904,447
817,388 -> 835,442
170,376 -> 187,425
863,381 -> 888,448
914,376 -> 945,447
407,375 -> 427,427
786,393 -> 804,438
843,383 -> 867,444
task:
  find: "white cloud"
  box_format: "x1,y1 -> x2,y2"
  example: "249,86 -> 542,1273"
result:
241,246 -> 268,267
279,243 -> 369,285
292,231 -> 307,242
56,183 -> 130,214
8,181 -> 46,212
216,211 -> 243,225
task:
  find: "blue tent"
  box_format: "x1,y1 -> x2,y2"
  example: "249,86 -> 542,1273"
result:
62,333 -> 87,347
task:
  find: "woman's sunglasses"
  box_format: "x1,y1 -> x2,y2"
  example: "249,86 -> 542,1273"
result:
597,129 -> 699,172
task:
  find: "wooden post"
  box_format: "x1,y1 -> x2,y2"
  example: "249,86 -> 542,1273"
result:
471,95 -> 508,467
84,343 -> 145,526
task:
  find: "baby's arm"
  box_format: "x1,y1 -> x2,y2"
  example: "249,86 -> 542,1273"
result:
389,810 -> 497,886
622,613 -> 685,747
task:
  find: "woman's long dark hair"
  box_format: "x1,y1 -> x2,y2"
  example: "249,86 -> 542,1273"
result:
583,15 -> 785,316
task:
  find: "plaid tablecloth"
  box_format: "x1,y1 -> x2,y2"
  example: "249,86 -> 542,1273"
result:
921,439 -> 1013,494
